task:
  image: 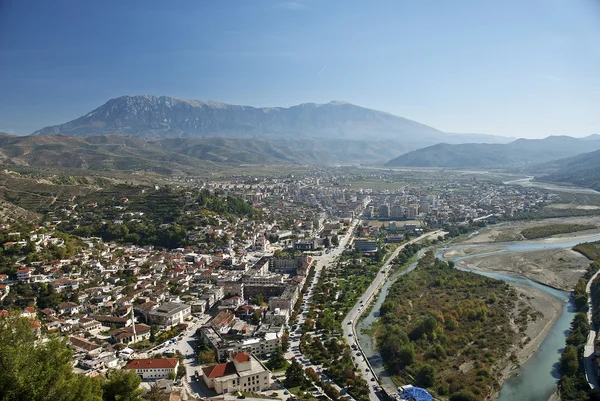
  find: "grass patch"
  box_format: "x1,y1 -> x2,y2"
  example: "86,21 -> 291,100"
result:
520,223 -> 596,239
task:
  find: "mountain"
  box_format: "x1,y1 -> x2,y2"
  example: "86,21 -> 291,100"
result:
30,95 -> 511,164
530,149 -> 600,191
385,136 -> 600,168
0,133 -> 411,173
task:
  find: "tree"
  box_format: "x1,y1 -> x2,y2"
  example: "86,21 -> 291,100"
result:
416,364 -> 436,387
305,367 -> 320,383
395,343 -> 416,369
449,390 -> 477,401
331,235 -> 339,246
198,349 -> 217,364
0,315 -> 102,401
144,383 -> 168,401
150,325 -> 158,343
560,345 -> 579,377
168,371 -> 176,381
267,347 -> 287,371
102,369 -> 145,401
281,331 -> 289,352
285,360 -> 306,388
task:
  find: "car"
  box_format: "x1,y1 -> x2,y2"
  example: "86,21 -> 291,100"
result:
284,391 -> 289,395
348,333 -> 352,337
356,352 -> 361,356
371,378 -> 376,382
365,368 -> 369,372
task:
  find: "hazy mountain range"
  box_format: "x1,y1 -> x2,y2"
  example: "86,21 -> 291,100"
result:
529,148 -> 600,191
3,94 -> 599,191
385,136 -> 600,169
30,95 -> 512,164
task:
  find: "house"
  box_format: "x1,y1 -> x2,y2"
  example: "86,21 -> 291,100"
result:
58,302 -> 80,315
21,306 -> 36,318
16,268 -> 31,281
201,352 -> 271,394
148,302 -> 191,328
79,318 -> 102,333
110,324 -> 152,344
125,358 -> 179,380
90,315 -> 131,328
69,336 -> 103,355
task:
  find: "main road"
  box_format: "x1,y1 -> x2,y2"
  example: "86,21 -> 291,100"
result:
584,268 -> 600,390
341,230 -> 444,401
285,218 -> 362,398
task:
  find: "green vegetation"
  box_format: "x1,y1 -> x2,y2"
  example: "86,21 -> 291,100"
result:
266,347 -> 289,371
556,242 -> 600,401
557,313 -> 593,401
0,314 -> 168,401
574,241 -> 600,263
58,187 -> 259,249
376,251 -> 535,401
520,224 -> 596,240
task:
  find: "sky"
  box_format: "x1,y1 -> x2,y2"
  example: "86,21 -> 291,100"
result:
0,0 -> 599,138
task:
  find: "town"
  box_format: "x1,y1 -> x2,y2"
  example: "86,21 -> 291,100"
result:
0,169 -> 558,401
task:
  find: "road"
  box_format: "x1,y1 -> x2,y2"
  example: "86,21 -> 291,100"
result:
158,315 -> 213,398
285,218 -> 362,399
341,230 -> 444,401
584,267 -> 600,390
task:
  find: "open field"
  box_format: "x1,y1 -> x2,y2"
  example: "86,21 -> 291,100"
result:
457,248 -> 589,291
463,216 -> 600,244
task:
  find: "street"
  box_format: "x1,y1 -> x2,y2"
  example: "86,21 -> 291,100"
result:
341,230 -> 444,401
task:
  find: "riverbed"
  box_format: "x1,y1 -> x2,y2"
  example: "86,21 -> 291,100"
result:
357,234 -> 593,401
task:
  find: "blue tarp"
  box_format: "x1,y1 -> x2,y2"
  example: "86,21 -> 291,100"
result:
401,386 -> 432,401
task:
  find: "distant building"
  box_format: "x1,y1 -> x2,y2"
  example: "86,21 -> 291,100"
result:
379,204 -> 390,218
354,238 -> 377,253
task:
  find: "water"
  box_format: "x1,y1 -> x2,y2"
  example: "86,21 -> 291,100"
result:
504,176 -> 600,195
356,254 -> 422,390
358,236 -> 593,401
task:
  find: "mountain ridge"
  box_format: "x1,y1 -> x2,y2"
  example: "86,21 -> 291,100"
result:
385,136 -> 600,168
31,95 -> 512,148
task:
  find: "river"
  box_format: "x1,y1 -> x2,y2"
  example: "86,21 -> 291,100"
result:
503,176 -> 600,195
357,234 -> 600,401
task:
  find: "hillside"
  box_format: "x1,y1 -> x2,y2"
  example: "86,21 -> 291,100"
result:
532,149 -> 600,191
30,95 -> 512,164
0,133 -> 417,170
385,136 -> 600,168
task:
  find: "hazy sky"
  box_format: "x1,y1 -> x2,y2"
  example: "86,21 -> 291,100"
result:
1,0 -> 599,138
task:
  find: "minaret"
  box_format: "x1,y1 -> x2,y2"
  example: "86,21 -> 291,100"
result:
130,307 -> 137,343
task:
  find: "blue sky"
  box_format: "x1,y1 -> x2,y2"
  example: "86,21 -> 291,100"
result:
0,0 -> 599,138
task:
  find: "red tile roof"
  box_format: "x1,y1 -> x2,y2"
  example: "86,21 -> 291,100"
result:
233,352 -> 250,363
202,362 -> 237,378
125,358 -> 179,370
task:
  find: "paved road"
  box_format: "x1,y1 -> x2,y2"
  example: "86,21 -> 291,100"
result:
159,315 -> 213,398
341,230 -> 444,401
285,218 -> 362,399
584,268 -> 600,390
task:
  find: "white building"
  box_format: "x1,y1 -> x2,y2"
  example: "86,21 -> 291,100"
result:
125,358 -> 179,380
201,352 -> 271,394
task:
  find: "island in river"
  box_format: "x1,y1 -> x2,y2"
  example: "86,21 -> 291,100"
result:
372,250 -> 555,401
